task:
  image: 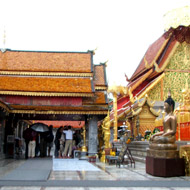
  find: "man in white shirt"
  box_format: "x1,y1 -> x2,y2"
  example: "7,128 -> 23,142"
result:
63,125 -> 74,158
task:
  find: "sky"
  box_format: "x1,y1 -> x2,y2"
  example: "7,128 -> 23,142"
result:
0,0 -> 190,86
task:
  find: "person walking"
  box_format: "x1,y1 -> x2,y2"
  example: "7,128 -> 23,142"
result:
63,125 -> 74,158
35,133 -> 40,157
28,129 -> 37,158
46,125 -> 54,157
59,131 -> 66,158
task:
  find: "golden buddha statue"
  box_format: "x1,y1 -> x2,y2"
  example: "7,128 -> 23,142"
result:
148,92 -> 179,158
81,126 -> 87,152
102,112 -> 111,149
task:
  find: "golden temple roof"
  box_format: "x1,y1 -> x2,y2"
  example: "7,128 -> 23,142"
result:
164,6 -> 190,31
0,75 -> 93,94
0,49 -> 108,116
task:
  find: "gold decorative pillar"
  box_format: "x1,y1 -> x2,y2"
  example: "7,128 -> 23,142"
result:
113,92 -> 118,141
176,105 -> 181,141
108,85 -> 128,142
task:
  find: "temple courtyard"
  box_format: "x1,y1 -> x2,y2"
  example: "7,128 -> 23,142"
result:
0,158 -> 189,189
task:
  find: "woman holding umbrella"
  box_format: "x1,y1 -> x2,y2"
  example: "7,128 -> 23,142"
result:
30,122 -> 49,157
28,129 -> 37,158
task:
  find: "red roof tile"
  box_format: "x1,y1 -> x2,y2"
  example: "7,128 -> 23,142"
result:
130,34 -> 167,81
128,69 -> 153,92
0,50 -> 92,73
94,64 -> 106,86
0,76 -> 92,93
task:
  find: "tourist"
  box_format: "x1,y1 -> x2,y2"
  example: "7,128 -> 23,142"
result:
40,132 -> 47,157
59,127 -> 66,158
46,125 -> 54,157
35,133 -> 40,157
28,129 -> 37,158
73,130 -> 82,147
54,126 -> 63,158
23,126 -> 32,159
63,125 -> 75,158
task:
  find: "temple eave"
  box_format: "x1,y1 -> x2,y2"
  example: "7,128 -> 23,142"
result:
10,110 -> 108,115
0,91 -> 94,97
0,71 -> 93,77
95,86 -> 107,90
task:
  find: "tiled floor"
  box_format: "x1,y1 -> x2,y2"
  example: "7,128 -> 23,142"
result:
1,187 -> 190,190
53,159 -> 100,171
0,158 -> 190,190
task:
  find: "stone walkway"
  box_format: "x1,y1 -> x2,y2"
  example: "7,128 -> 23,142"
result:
0,158 -> 189,189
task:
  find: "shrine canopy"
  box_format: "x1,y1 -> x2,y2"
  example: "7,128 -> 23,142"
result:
0,49 -> 108,121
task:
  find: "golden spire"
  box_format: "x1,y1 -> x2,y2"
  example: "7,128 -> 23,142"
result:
164,6 -> 190,31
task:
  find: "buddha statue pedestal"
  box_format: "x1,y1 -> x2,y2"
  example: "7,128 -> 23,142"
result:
146,144 -> 185,177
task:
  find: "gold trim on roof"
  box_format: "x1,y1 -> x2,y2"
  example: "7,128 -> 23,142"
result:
0,101 -> 10,112
132,108 -> 142,116
144,57 -> 152,69
128,87 -> 135,104
0,102 -> 108,115
144,38 -> 170,69
155,42 -> 179,73
138,73 -> 165,100
0,71 -> 93,77
131,69 -> 153,92
147,98 -> 155,108
95,86 -> 107,90
137,97 -> 147,107
10,110 -> 108,115
164,6 -> 190,31
0,91 -> 94,97
137,95 -> 160,116
150,107 -> 161,117
118,108 -> 130,119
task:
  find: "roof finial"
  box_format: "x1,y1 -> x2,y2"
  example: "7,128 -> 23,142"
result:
88,47 -> 98,55
100,60 -> 108,66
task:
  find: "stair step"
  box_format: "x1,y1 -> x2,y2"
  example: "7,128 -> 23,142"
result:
132,155 -> 146,163
113,141 -> 149,164
130,151 -> 147,157
129,147 -> 148,152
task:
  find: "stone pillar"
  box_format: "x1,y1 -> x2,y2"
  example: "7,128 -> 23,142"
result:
88,115 -> 98,155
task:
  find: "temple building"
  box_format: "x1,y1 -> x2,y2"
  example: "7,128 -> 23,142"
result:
0,49 -> 108,158
110,6 -> 190,141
